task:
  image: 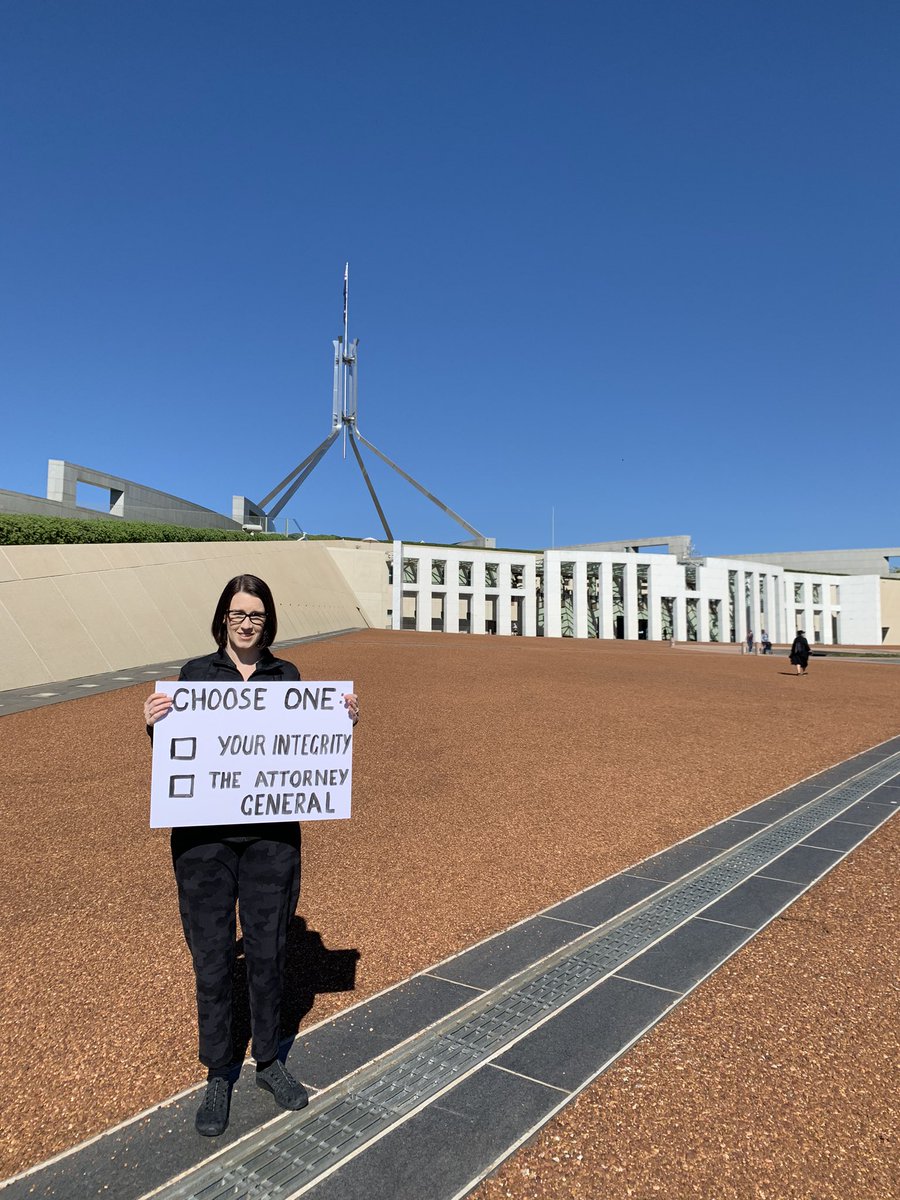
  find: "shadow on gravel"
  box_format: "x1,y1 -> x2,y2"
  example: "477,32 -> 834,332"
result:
230,917 -> 360,1060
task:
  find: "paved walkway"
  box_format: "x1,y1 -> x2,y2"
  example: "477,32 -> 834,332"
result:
0,630 -> 362,717
4,737 -> 898,1200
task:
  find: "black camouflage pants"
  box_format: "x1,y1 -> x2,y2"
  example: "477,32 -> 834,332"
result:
172,832 -> 301,1071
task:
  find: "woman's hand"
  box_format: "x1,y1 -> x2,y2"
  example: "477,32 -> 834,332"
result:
144,691 -> 173,727
343,692 -> 359,724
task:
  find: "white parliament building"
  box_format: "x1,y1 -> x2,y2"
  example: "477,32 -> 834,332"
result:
325,535 -> 900,647
3,464 -> 900,673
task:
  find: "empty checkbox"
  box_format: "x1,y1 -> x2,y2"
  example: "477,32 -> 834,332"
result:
170,737 -> 197,760
169,775 -> 195,799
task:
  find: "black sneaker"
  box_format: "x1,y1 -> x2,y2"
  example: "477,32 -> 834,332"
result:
256,1060 -> 309,1111
195,1077 -> 231,1137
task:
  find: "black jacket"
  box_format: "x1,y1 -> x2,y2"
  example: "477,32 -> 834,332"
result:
789,635 -> 811,663
159,647 -> 302,849
178,647 -> 301,684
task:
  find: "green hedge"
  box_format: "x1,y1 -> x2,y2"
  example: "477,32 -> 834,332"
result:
0,513 -> 291,546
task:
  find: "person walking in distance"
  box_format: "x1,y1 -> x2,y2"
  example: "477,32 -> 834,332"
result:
144,574 -> 359,1137
789,629 -> 811,676
760,629 -> 772,655
746,628 -> 755,654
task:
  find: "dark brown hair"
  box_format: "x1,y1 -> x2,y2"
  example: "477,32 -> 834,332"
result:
211,575 -> 277,649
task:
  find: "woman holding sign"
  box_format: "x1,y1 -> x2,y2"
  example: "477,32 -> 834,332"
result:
145,574 -> 358,1137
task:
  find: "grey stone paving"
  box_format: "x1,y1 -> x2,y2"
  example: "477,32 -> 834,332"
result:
0,630 -> 363,716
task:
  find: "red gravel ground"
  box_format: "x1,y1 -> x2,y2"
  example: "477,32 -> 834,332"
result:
474,818 -> 898,1200
1,630 -> 898,1194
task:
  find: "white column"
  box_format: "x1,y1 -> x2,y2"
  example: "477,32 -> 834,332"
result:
734,572 -> 747,645
416,554 -> 431,632
544,554 -> 561,638
471,558 -> 487,634
698,594 -> 710,642
768,574 -> 777,643
753,571 -> 764,642
773,574 -> 784,644
444,554 -> 460,633
674,595 -> 687,641
647,564 -> 662,640
497,560 -> 512,635
391,541 -> 403,631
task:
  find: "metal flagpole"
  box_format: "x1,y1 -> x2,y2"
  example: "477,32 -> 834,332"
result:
253,265 -> 489,544
347,430 -> 393,541
354,429 -> 485,541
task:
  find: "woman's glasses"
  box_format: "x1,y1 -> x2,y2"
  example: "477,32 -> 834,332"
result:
226,610 -> 266,627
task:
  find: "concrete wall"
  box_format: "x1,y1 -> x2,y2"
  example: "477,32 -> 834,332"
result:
836,575 -> 883,644
0,541 -> 368,689
0,462 -> 240,530
46,460 -> 241,529
322,540 -> 393,629
878,578 -> 900,644
558,535 -> 692,558
726,547 -> 900,577
0,487 -> 121,523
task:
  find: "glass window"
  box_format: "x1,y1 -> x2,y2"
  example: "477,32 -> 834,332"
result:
661,597 -> 675,641
686,597 -> 699,641
586,563 -> 599,637
612,564 -> 625,638
637,564 -> 649,637
708,599 -> 720,642
560,562 -> 575,637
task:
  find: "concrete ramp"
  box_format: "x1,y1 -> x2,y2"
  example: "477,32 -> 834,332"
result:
0,541 -> 369,689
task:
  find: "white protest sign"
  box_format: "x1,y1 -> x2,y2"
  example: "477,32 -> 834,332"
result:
149,681 -> 353,828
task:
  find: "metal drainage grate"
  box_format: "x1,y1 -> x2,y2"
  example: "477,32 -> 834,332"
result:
151,752 -> 900,1200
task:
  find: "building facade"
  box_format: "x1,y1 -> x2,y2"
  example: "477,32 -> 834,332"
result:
380,542 -> 886,645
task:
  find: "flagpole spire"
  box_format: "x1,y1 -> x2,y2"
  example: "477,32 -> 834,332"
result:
256,266 -> 489,543
343,262 -> 349,351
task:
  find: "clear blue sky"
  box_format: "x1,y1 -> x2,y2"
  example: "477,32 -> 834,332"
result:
2,1 -> 897,554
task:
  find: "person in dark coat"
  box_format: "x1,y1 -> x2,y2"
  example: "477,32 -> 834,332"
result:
789,629 -> 811,675
144,574 -> 358,1136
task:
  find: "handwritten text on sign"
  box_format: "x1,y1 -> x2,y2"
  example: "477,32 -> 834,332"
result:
149,681 -> 353,828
